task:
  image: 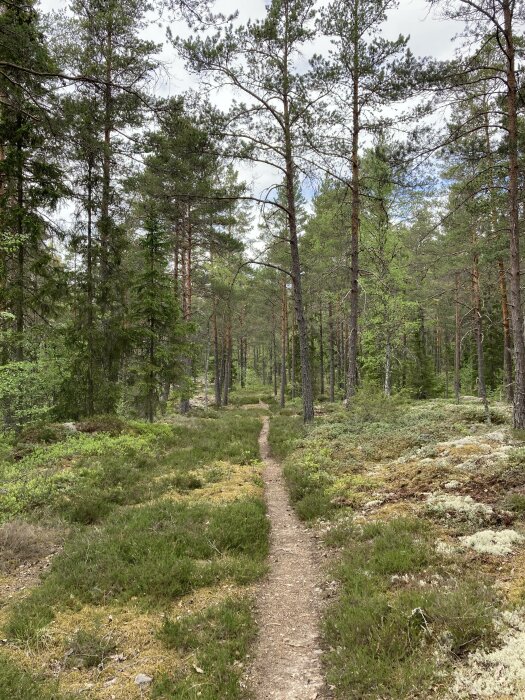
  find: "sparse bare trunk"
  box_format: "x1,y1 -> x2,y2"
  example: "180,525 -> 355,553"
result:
384,335 -> 392,397
472,229 -> 490,423
319,305 -> 325,397
213,300 -> 221,407
282,5 -> 314,421
280,275 -> 287,408
347,3 -> 360,404
455,271 -> 461,404
328,301 -> 335,402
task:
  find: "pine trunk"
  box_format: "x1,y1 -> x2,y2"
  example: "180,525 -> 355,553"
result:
347,16 -> 360,404
471,230 -> 490,423
280,275 -> 287,409
503,0 -> 525,428
328,301 -> 335,402
455,271 -> 461,404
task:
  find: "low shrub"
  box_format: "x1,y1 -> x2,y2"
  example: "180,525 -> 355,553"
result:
7,498 -> 269,643
0,653 -> 70,700
325,518 -> 497,699
65,628 -> 116,669
0,520 -> 58,573
155,597 -> 255,700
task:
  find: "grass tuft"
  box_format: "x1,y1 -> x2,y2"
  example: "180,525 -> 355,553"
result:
325,518 -> 497,699
64,627 -> 116,669
7,498 -> 269,643
0,653 -> 70,699
155,597 -> 255,700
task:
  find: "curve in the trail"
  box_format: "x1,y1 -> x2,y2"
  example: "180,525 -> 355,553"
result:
247,415 -> 325,700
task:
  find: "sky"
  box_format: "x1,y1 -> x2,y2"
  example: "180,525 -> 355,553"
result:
39,0 -> 462,240
41,0 -> 461,99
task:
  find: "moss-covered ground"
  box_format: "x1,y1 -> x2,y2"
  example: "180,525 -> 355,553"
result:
271,393 -> 525,699
0,406 -> 267,700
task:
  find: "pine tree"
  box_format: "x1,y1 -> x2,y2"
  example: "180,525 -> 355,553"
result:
0,0 -> 64,363
56,0 -> 159,414
179,0 -> 323,422
321,0 -> 418,404
128,208 -> 182,422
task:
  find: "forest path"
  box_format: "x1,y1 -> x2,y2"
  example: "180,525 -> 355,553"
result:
247,415 -> 325,700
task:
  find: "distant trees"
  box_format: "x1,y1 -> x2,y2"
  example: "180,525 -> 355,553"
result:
428,0 -> 525,425
179,0 -> 324,422
1,0 -> 525,427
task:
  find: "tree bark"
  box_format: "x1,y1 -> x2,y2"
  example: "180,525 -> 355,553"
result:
498,259 -> 513,402
502,0 -> 525,428
455,271 -> 461,404
347,3 -> 360,404
180,209 -> 192,414
280,275 -> 287,408
319,305 -> 325,396
483,100 -> 513,403
471,229 -> 490,423
384,335 -> 392,397
282,2 -> 314,422
213,300 -> 221,407
15,129 -> 24,362
328,300 -> 335,402
222,317 -> 231,406
86,156 -> 95,416
204,327 -> 210,409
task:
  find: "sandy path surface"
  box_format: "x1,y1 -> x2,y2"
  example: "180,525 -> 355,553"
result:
247,416 -> 325,700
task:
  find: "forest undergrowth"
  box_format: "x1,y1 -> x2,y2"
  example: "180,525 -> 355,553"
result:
0,406 -> 267,700
3,391 -> 525,700
272,393 -> 525,699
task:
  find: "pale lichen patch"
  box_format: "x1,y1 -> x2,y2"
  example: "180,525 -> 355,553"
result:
459,529 -> 524,556
449,610 -> 525,699
426,494 -> 494,523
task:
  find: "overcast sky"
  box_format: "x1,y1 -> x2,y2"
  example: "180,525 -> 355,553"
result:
38,0 -> 461,239
40,0 -> 461,94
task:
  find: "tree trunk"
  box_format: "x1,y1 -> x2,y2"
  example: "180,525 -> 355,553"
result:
272,327 -> 278,398
15,131 -> 24,362
455,271 -> 461,404
291,316 -> 296,400
319,305 -> 325,396
180,211 -> 192,414
213,301 -> 221,407
86,156 -> 95,416
503,0 -> 525,428
280,275 -> 287,408
347,13 -> 360,404
471,230 -> 490,423
483,100 -> 513,403
328,301 -> 335,402
384,335 -> 392,397
283,68 -> 314,421
444,328 -> 449,399
497,260 -> 513,402
204,325 -> 210,409
222,318 -> 231,406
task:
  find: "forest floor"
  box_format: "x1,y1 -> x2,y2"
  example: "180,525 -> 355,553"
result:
247,414 -> 324,700
0,407 -> 269,699
271,393 -> 525,700
1,393 -> 525,699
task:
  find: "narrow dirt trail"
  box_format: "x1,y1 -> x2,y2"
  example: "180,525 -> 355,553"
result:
247,415 -> 325,700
